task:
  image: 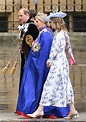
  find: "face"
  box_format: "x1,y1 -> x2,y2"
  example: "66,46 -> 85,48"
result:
35,18 -> 44,30
49,20 -> 56,31
18,9 -> 29,24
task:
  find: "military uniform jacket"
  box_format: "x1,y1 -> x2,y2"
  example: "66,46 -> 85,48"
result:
20,19 -> 39,60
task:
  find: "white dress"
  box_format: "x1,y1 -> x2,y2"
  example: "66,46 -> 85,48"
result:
40,30 -> 74,107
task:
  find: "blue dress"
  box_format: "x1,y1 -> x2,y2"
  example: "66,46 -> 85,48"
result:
16,26 -> 70,118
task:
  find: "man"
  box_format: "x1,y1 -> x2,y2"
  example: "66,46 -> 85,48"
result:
18,8 -> 39,91
29,9 -> 37,22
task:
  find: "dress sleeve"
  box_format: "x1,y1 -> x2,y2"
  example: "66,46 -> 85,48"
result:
48,34 -> 61,62
65,32 -> 75,65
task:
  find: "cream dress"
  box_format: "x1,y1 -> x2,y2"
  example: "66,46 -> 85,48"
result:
40,30 -> 74,107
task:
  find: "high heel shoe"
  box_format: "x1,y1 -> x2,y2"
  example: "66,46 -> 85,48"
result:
69,113 -> 79,119
27,111 -> 44,118
65,111 -> 79,119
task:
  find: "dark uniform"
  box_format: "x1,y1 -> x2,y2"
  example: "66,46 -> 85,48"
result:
19,19 -> 39,91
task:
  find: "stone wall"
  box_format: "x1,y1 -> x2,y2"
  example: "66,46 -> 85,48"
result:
0,33 -> 20,112
0,32 -> 86,112
69,32 -> 86,112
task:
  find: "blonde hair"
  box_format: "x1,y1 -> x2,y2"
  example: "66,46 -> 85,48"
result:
50,17 -> 68,32
35,12 -> 47,23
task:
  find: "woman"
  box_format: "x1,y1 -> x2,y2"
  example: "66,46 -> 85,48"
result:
27,12 -> 78,119
16,12 -> 53,117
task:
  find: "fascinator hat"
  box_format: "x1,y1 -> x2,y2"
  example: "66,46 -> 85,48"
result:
45,11 -> 67,22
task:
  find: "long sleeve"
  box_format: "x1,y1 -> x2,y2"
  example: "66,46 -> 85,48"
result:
64,32 -> 75,65
48,31 -> 67,62
48,35 -> 60,62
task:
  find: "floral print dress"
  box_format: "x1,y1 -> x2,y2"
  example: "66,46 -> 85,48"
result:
40,30 -> 74,107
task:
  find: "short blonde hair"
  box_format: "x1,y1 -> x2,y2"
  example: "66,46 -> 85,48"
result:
35,12 -> 47,23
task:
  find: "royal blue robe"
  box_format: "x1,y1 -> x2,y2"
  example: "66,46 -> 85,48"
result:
16,26 -> 70,118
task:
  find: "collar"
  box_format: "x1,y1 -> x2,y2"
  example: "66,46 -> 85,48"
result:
26,19 -> 33,23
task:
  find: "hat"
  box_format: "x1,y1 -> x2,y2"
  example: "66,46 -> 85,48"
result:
44,12 -> 53,22
45,11 -> 67,22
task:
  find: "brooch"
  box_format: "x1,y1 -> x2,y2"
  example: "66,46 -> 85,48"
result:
25,34 -> 33,47
32,42 -> 41,52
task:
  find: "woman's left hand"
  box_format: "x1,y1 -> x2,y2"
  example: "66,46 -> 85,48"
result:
46,60 -> 52,68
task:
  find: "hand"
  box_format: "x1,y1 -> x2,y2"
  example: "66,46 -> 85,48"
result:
46,60 -> 52,68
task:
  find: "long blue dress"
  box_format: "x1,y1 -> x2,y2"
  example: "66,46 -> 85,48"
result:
16,26 -> 70,118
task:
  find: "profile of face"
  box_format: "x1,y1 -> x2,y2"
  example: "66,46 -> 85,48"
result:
35,18 -> 44,30
49,20 -> 56,32
18,9 -> 29,24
